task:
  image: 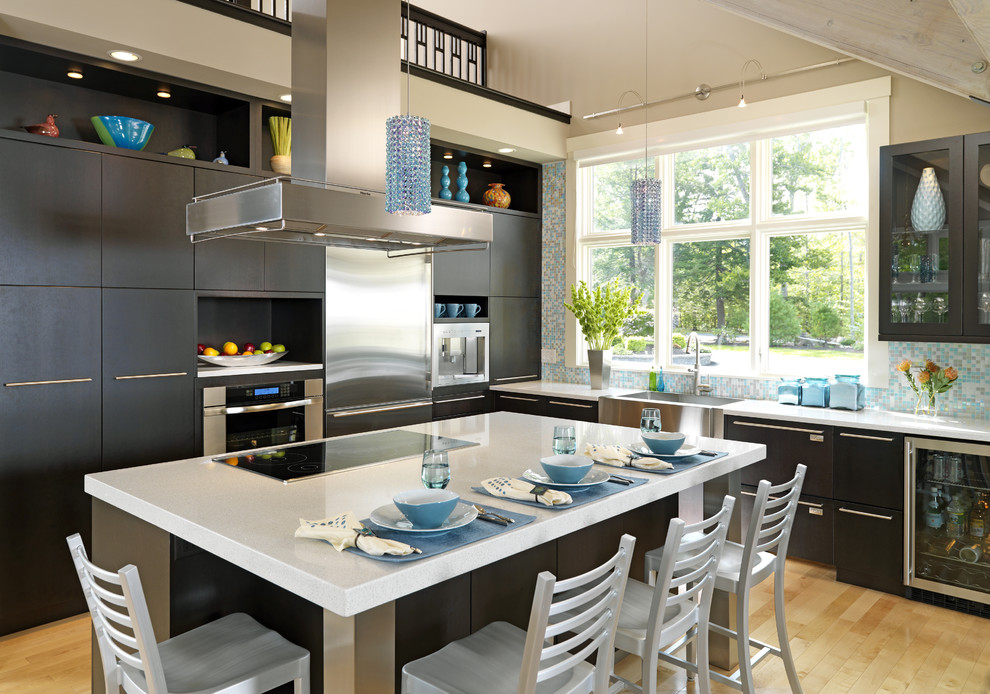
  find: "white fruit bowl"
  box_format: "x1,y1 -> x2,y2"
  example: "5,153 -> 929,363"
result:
197,352 -> 288,367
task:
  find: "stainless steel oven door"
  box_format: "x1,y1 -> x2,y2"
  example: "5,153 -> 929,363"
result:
203,378 -> 324,455
432,322 -> 489,387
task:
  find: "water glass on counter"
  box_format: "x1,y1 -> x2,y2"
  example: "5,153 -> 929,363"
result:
640,408 -> 662,434
552,425 -> 577,455
421,450 -> 450,489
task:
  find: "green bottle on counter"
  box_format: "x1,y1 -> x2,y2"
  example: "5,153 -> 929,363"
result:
649,368 -> 657,391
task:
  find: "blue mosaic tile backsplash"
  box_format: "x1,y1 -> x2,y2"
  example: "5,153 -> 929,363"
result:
540,161 -> 990,420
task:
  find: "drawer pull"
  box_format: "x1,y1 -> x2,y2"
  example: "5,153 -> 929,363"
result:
115,371 -> 187,380
331,401 -> 430,417
808,507 -> 824,516
838,507 -> 894,521
740,490 -> 758,498
548,400 -> 593,408
436,395 -> 486,404
731,420 -> 824,435
5,377 -> 93,387
743,490 -> 822,509
798,499 -> 823,509
500,395 -> 540,403
494,375 -> 540,382
838,432 -> 895,443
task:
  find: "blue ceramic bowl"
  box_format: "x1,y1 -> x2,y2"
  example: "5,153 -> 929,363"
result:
539,454 -> 593,484
393,489 -> 459,529
91,116 -> 154,150
641,431 -> 686,455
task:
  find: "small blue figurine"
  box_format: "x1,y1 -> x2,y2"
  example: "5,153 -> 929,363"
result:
455,161 -> 469,203
213,150 -> 229,165
439,165 -> 452,200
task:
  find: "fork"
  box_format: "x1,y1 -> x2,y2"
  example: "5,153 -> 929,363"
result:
472,504 -> 515,524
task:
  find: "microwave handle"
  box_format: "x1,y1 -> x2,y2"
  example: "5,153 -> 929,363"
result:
206,398 -> 315,416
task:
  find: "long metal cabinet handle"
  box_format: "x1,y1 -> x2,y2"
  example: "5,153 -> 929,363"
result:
838,507 -> 894,521
331,401 -> 431,417
740,489 -> 821,509
436,395 -> 486,404
731,420 -> 824,434
499,395 -> 540,403
494,375 -> 540,382
547,400 -> 593,408
5,377 -> 93,387
115,372 -> 187,380
838,432 -> 895,442
208,398 -> 315,416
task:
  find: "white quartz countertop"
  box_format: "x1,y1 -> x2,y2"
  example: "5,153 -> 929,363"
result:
85,412 -> 764,618
489,380 -> 641,401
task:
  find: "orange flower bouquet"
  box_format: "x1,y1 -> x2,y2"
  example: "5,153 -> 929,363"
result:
896,358 -> 958,416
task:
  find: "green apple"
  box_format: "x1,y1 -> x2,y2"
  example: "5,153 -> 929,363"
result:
272,343 -> 286,353
259,341 -> 273,351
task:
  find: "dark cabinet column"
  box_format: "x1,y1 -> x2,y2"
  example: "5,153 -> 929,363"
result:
102,156 -> 194,289
102,288 -> 196,470
490,213 -> 541,298
193,169 -> 265,291
0,286 -> 101,635
0,139 -> 102,287
489,297 -> 541,385
433,245 -> 491,296
265,243 -> 327,292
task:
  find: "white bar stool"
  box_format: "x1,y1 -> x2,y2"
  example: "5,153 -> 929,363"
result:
67,533 -> 310,694
401,534 -> 636,694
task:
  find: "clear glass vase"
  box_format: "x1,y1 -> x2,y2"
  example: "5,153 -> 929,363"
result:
915,390 -> 938,417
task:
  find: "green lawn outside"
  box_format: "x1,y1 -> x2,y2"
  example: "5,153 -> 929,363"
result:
714,344 -> 864,361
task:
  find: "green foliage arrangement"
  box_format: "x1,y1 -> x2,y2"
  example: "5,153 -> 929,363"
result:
564,280 -> 642,351
269,116 -> 292,156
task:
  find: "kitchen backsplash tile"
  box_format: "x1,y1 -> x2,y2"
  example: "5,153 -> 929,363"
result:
540,161 -> 990,420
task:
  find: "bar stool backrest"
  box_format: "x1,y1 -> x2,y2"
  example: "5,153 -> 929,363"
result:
739,464 -> 807,593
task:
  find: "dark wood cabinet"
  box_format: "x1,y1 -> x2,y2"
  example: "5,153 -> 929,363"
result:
490,391 -> 598,422
264,243 -> 327,293
433,244 -> 491,296
102,289 -> 196,471
835,502 -> 904,595
433,391 -> 490,420
102,156 -> 195,289
490,213 -> 541,298
739,486 -> 834,565
834,428 -> 904,510
194,170 -> 266,292
0,286 -> 101,635
489,297 -> 541,385
0,139 -> 102,287
724,417 -> 833,498
492,391 -> 545,416
545,396 -> 598,423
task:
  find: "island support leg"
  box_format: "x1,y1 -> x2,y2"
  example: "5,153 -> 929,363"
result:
703,469 -> 740,671
323,603 -> 396,694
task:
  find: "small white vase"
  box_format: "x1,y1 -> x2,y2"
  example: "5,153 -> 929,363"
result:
270,154 -> 291,176
910,167 -> 945,231
588,349 -> 612,390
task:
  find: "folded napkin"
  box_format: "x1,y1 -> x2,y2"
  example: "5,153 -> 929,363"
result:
295,512 -> 419,556
481,477 -> 572,506
583,443 -> 673,471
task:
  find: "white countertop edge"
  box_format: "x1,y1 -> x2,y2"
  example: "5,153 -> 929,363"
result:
196,361 -> 324,378
489,380 -> 641,402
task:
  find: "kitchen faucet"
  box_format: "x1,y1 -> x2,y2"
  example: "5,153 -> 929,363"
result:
685,332 -> 712,396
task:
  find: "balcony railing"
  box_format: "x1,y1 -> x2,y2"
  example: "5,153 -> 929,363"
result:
403,3 -> 486,88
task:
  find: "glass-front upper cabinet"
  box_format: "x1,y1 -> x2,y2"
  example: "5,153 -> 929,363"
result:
963,132 -> 990,337
880,137 -> 963,339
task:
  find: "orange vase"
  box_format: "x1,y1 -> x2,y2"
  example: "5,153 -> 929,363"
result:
482,182 -> 511,209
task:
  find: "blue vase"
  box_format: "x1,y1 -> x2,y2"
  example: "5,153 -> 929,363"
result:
439,165 -> 452,200
455,161 -> 469,203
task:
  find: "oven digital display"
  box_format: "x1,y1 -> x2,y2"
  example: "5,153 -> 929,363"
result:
253,386 -> 280,396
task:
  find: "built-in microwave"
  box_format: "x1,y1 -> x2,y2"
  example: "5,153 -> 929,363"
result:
432,323 -> 489,387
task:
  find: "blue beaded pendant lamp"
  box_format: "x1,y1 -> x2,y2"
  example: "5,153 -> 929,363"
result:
630,0 -> 661,245
386,2 -> 431,216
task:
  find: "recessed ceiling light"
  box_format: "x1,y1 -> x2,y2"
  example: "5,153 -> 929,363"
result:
482,161 -> 492,168
443,151 -> 453,159
157,88 -> 171,99
66,69 -> 83,80
108,49 -> 141,62
497,147 -> 515,154
279,93 -> 292,103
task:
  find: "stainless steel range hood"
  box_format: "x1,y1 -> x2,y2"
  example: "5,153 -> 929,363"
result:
185,0 -> 493,251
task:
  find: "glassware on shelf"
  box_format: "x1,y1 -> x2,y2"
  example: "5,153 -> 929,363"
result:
906,255 -> 921,284
981,292 -> 990,322
891,299 -> 900,323
913,294 -> 929,322
919,254 -> 933,284
897,297 -> 911,323
891,252 -> 900,284
932,296 -> 948,323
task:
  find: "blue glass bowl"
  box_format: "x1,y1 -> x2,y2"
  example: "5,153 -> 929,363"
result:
641,431 -> 686,455
90,116 -> 154,150
540,454 -> 593,484
393,489 -> 459,529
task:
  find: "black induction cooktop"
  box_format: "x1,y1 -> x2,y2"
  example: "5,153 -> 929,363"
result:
213,429 -> 478,483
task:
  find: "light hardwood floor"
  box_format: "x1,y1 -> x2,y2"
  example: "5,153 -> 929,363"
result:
2,559 -> 988,693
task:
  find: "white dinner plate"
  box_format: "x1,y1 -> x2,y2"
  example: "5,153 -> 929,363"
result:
522,467 -> 611,489
368,501 -> 477,533
197,351 -> 288,367
627,442 -> 703,461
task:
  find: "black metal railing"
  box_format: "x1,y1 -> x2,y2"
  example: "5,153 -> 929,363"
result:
175,0 -> 291,34
403,3 -> 487,88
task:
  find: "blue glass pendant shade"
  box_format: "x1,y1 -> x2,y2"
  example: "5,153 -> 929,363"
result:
385,114 -> 431,215
630,178 -> 662,245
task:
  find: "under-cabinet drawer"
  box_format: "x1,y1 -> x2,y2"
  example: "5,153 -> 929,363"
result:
834,429 -> 904,510
545,397 -> 598,423
740,486 -> 834,565
725,417 -> 833,498
835,501 -> 904,595
433,391 -> 490,420
492,391 -> 545,416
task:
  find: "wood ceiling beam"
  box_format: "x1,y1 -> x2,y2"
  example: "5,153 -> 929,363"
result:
700,0 -> 990,102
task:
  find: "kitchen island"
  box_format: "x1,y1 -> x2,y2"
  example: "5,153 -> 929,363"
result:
86,411 -> 766,694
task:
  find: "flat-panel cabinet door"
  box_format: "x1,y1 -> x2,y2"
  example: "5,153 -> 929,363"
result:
0,139 -> 102,287
433,391 -> 490,420
545,397 -> 598,423
834,428 -> 904,509
103,156 -> 194,289
492,391 -> 545,416
265,242 -> 327,292
433,245 -> 491,296
740,487 -> 834,566
194,169 -> 265,291
102,289 -> 196,470
835,501 -> 904,595
490,213 -> 540,298
724,417 -> 833,498
489,297 -> 541,384
0,286 -> 101,635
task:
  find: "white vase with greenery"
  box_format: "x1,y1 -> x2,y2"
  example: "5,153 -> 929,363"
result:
269,116 -> 292,175
564,280 -> 641,389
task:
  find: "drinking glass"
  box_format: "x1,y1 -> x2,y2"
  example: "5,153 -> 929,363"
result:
932,296 -> 948,323
421,450 -> 450,489
640,408 -> 662,434
897,298 -> 911,323
913,294 -> 929,323
552,425 -> 577,455
906,256 -> 920,284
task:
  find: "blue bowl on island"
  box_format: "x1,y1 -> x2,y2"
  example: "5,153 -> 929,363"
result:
91,116 -> 154,150
393,489 -> 459,529
641,431 -> 687,456
540,454 -> 594,484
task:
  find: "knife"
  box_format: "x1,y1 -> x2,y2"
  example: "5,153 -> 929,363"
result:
609,474 -> 634,485
475,513 -> 510,526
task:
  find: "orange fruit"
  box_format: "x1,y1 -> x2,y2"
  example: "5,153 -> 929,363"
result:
202,347 -> 220,356
225,457 -> 239,466
222,341 -> 238,356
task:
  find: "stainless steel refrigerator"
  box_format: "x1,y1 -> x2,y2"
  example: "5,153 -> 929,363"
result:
324,247 -> 433,436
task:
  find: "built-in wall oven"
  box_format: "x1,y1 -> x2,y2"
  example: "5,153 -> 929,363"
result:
432,322 -> 489,387
203,378 -> 323,455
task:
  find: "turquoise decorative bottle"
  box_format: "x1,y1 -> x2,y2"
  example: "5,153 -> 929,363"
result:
455,161 -> 469,203
438,165 -> 452,200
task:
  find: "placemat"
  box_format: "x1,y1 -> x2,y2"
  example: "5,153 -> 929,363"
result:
596,450 -> 729,475
347,504 -> 535,563
472,475 -> 647,511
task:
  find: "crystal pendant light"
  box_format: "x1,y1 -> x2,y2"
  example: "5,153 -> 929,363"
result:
386,2 -> 431,216
630,0 -> 660,245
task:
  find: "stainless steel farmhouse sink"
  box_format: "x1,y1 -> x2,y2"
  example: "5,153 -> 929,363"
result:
598,391 -> 742,438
